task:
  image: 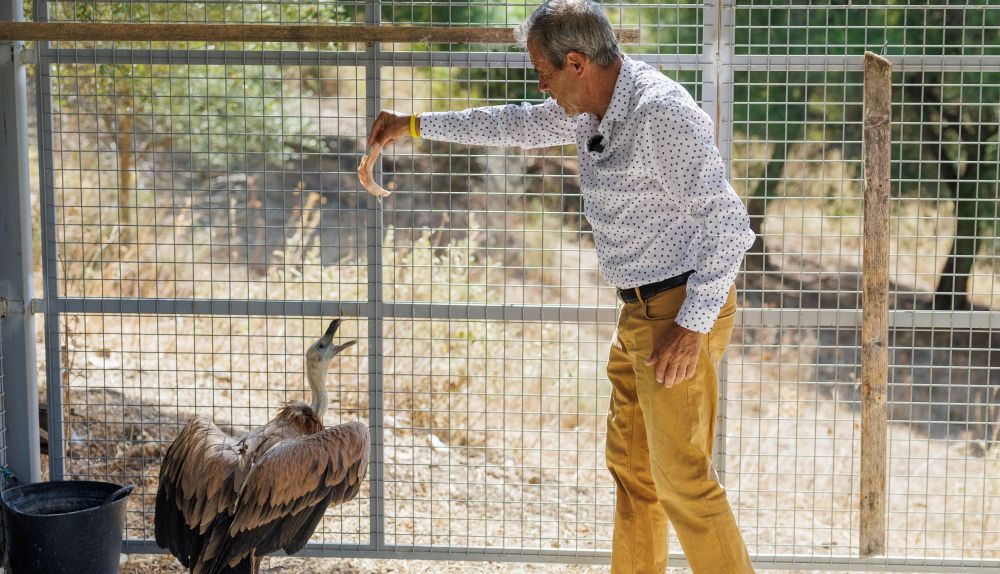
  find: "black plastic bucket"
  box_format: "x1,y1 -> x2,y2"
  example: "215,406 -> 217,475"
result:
1,480 -> 133,574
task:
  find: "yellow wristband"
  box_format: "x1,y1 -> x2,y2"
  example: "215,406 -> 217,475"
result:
409,114 -> 421,139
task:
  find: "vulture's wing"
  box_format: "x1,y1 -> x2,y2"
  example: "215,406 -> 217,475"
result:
155,417 -> 240,568
209,421 -> 370,569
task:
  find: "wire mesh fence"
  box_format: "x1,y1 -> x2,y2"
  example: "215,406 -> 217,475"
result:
729,3 -> 1000,566
23,0 -> 1000,570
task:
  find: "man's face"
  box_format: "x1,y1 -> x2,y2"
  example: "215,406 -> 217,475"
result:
528,42 -> 583,116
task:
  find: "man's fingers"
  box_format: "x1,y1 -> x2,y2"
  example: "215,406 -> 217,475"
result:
662,363 -> 679,387
368,111 -> 396,147
683,361 -> 697,382
367,114 -> 383,147
646,353 -> 684,387
670,363 -> 690,387
367,126 -> 381,148
644,323 -> 704,387
654,360 -> 666,384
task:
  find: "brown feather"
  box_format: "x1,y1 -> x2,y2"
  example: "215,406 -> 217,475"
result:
274,402 -> 324,435
155,320 -> 366,573
228,421 -> 369,535
156,412 -> 369,574
156,418 -> 241,568
211,421 -> 369,567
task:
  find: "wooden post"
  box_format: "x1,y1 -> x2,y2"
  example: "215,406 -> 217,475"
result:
860,50 -> 892,558
0,23 -> 639,44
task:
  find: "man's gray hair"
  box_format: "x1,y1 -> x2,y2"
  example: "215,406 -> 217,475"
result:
515,0 -> 622,69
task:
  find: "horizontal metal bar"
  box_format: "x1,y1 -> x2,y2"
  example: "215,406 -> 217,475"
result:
738,308 -> 861,328
45,298 -> 1000,330
121,538 -> 616,564
733,54 -> 1000,73
0,22 -> 639,44
38,48 -> 369,66
34,48 -> 1000,73
738,308 -> 1000,330
752,554 -> 1000,573
380,51 -> 705,69
739,3 -> 996,10
119,538 -> 1000,572
36,47 -> 705,69
391,302 -> 619,323
888,309 -> 1000,330
50,297 -> 621,323
289,545 -> 612,563
52,297 -> 369,318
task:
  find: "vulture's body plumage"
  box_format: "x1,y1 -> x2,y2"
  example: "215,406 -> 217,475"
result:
155,319 -> 369,574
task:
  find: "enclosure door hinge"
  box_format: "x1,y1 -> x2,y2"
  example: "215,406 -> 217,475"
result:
2,40 -> 27,64
0,298 -> 40,317
31,298 -> 46,314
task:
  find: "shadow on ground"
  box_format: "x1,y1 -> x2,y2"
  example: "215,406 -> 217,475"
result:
740,268 -> 1000,450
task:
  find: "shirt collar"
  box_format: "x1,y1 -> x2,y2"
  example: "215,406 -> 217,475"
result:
597,54 -> 636,134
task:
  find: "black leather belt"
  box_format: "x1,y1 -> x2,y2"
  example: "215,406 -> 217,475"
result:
617,270 -> 695,303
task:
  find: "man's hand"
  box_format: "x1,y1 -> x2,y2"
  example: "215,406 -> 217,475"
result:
367,110 -> 413,148
644,323 -> 704,388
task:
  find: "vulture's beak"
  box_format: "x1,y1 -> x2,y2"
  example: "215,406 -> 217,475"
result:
324,318 -> 342,338
335,339 -> 358,355
322,319 -> 357,355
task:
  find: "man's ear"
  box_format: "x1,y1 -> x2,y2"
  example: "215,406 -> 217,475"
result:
565,51 -> 587,75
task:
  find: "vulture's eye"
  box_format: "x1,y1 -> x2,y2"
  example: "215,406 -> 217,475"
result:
318,344 -> 326,349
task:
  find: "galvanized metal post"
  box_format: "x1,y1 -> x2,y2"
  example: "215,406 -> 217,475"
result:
0,0 -> 42,484
364,0 -> 386,552
704,0 -> 736,486
32,0 -> 64,481
716,0 -> 735,180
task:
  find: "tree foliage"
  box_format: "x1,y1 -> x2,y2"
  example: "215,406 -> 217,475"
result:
51,0 -> 351,176
44,1 -> 1000,308
734,2 -> 1000,308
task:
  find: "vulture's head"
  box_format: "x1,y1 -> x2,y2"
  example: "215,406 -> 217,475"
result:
306,319 -> 357,373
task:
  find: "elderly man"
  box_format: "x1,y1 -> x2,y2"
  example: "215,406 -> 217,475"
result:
365,1 -> 755,572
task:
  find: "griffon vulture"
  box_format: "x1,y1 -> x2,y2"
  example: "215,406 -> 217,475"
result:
154,319 -> 369,574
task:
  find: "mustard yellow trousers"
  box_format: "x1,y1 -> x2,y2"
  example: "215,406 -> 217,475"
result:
606,284 -> 754,574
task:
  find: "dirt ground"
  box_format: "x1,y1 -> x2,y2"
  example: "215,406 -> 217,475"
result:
120,554 -> 889,574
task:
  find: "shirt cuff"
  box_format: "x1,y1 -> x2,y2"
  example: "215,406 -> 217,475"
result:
674,290 -> 728,334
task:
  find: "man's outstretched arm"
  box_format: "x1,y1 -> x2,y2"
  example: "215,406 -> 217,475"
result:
366,99 -> 576,150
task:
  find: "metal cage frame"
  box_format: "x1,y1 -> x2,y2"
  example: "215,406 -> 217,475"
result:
0,0 -> 997,571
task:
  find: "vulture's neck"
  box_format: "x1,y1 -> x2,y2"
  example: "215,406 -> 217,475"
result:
306,360 -> 329,420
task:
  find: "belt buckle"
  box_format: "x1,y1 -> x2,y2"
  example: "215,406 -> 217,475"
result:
617,287 -> 637,303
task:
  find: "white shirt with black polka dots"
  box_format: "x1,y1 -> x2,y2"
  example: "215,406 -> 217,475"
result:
419,55 -> 755,333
